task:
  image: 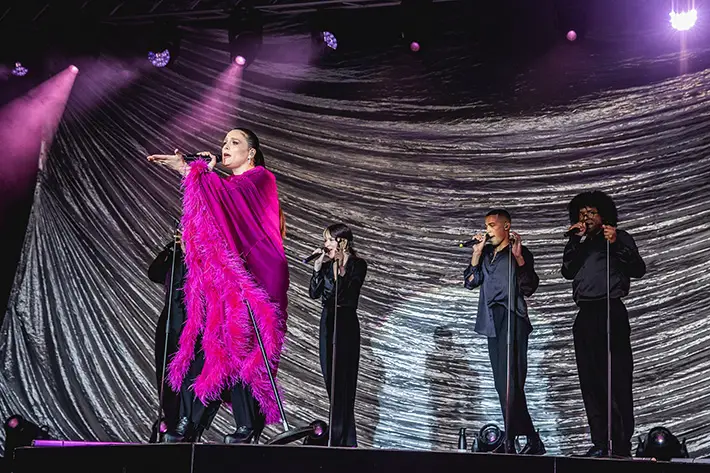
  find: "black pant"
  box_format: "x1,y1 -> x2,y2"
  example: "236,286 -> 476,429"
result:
573,299 -> 634,455
320,306 -> 360,447
155,305 -> 185,432
179,337 -> 265,435
487,305 -> 535,437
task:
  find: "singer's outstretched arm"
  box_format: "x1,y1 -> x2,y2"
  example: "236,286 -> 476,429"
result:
614,230 -> 646,279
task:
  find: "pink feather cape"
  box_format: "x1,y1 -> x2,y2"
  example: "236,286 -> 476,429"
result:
167,161 -> 289,424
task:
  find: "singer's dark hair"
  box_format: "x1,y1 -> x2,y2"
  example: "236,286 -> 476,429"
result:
234,127 -> 265,167
568,190 -> 618,226
485,209 -> 512,222
324,223 -> 358,257
232,127 -> 287,237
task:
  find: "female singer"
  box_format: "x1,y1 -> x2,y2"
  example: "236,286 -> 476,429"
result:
147,128 -> 288,443
308,224 -> 367,447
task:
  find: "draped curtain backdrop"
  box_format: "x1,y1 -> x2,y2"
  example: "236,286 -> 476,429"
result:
1,6 -> 709,457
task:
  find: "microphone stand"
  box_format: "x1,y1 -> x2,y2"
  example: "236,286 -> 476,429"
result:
505,240 -> 513,453
327,257 -> 340,447
266,254 -> 329,446
606,237 -> 612,458
157,222 -> 181,442
245,300 -> 290,433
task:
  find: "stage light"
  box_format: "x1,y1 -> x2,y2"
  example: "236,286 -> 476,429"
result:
147,23 -> 181,68
474,423 -> 504,452
148,50 -> 171,68
70,65 -> 79,74
401,0 -> 433,52
670,9 -> 698,31
2,32 -> 39,78
266,420 -> 329,446
303,420 -> 329,446
228,7 -> 263,68
3,414 -> 51,465
11,62 -> 29,77
553,0 -> 587,42
636,426 -> 689,461
310,29 -> 339,57
321,31 -> 338,50
310,9 -> 342,58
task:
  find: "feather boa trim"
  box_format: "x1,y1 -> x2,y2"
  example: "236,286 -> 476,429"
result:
167,161 -> 285,424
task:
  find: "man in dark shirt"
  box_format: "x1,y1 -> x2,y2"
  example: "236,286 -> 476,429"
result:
562,191 -> 646,458
463,209 -> 544,455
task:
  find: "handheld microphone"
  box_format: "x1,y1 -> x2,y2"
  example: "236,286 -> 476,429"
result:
184,153 -> 222,163
303,248 -> 327,264
564,227 -> 582,238
459,233 -> 492,248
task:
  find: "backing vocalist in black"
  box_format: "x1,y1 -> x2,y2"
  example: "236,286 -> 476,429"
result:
147,231 -> 219,442
463,209 -> 544,455
308,223 -> 367,447
562,191 -> 645,458
148,232 -> 185,441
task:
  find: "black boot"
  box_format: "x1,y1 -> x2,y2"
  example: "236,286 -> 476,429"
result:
492,437 -> 517,454
224,426 -> 261,444
504,438 -> 517,454
520,432 -> 546,455
148,418 -> 162,444
581,445 -> 608,457
164,417 -> 193,443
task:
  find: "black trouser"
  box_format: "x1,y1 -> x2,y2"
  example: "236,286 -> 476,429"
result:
320,306 -> 360,447
179,337 -> 265,435
487,304 -> 535,437
155,305 -> 185,432
573,299 -> 634,455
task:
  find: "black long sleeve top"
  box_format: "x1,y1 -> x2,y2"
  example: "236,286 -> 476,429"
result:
463,244 -> 539,337
561,229 -> 646,304
309,256 -> 367,311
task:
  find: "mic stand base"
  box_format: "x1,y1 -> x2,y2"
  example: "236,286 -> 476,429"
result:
245,300 -> 326,446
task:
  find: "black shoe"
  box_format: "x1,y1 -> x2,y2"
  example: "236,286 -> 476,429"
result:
164,417 -> 193,443
581,445 -> 608,457
148,418 -> 162,444
611,450 -> 631,459
492,438 -> 517,454
224,426 -> 261,444
520,433 -> 546,456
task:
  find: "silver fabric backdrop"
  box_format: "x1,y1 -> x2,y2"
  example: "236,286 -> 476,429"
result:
1,24 -> 709,457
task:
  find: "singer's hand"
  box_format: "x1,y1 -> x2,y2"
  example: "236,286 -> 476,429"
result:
510,231 -> 523,259
602,225 -> 617,243
196,151 -> 217,171
147,149 -> 188,174
568,221 -> 586,238
313,248 -> 326,272
175,230 -> 185,253
471,233 -> 487,256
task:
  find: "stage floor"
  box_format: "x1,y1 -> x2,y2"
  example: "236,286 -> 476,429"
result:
12,443 -> 710,473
